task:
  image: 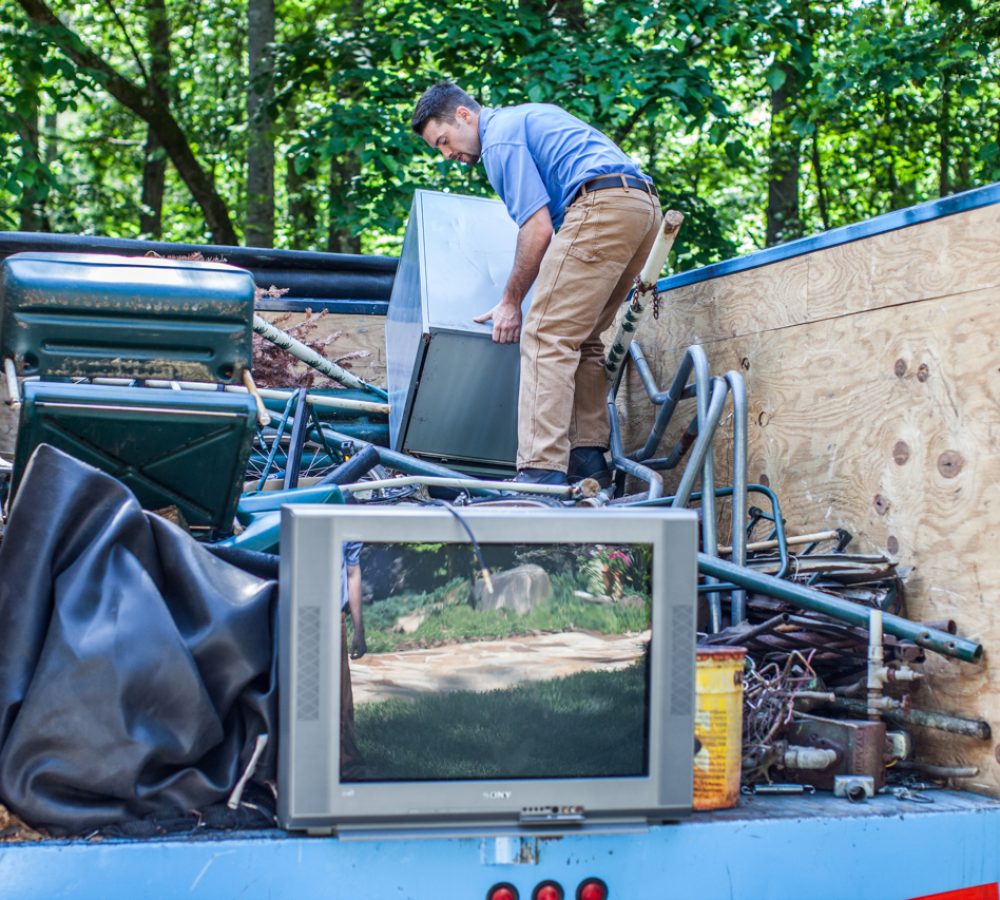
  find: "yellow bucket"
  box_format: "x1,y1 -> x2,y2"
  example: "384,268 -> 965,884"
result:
693,646 -> 746,810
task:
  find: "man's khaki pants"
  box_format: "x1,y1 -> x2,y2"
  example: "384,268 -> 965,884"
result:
517,186 -> 663,472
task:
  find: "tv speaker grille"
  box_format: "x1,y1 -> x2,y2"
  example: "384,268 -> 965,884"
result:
296,605 -> 321,721
670,604 -> 694,715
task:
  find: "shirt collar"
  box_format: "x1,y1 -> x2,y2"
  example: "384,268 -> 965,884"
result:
478,107 -> 495,143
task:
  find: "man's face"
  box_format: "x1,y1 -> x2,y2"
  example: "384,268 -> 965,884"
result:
421,106 -> 481,166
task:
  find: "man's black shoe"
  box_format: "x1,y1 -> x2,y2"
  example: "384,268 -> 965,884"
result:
568,447 -> 612,488
512,467 -> 568,485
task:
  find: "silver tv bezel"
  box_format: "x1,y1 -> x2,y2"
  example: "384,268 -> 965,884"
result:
278,505 -> 697,834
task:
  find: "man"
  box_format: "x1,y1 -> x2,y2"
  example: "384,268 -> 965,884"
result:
411,82 -> 663,485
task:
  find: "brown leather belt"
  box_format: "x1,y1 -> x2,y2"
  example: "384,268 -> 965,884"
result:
575,174 -> 657,201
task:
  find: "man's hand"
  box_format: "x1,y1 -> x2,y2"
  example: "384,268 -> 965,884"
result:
474,301 -> 522,343
472,206 -> 552,344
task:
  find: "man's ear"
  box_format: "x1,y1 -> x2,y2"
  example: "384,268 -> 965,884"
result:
455,105 -> 473,124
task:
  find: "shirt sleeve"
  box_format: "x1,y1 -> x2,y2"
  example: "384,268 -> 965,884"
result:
343,541 -> 363,568
482,140 -> 551,227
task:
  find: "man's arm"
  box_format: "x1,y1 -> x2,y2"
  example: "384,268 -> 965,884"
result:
473,205 -> 553,343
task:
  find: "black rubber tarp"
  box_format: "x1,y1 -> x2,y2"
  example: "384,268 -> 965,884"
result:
0,444 -> 277,832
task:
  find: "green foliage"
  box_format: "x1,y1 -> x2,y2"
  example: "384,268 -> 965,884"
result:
1,0 -> 998,261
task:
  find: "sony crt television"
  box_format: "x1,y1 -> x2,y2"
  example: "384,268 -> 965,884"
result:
278,505 -> 697,834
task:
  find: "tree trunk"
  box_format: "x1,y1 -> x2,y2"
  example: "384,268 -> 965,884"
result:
15,69 -> 50,232
140,0 -> 170,238
247,0 -> 275,247
327,154 -> 361,254
938,72 -> 951,197
14,0 -> 238,245
766,61 -> 803,246
811,130 -> 829,231
285,105 -> 317,248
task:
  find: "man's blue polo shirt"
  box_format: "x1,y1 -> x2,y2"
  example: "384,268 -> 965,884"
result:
478,104 -> 647,230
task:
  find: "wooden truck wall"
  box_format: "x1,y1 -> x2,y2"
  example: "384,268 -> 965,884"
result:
616,192 -> 1000,796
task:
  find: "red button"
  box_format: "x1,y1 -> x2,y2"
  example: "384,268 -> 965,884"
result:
536,885 -> 563,900
489,886 -> 517,900
578,880 -> 608,900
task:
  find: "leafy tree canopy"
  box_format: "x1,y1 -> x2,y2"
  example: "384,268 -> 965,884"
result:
1,0 -> 997,269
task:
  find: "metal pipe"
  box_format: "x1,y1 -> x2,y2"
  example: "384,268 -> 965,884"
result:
784,746 -> 839,770
604,210 -> 684,380
867,609 -> 885,720
894,761 -> 980,779
693,354 -> 720,631
629,345 -> 697,462
672,374 -> 726,632
696,553 -> 983,663
628,340 -> 684,405
316,444 -> 381,486
672,376 -> 728,508
607,394 -> 665,499
643,411 -> 698,470
319,427 -> 504,497
702,612 -> 789,645
252,313 -> 389,399
283,388 -> 310,490
633,482 -> 791,586
725,370 -> 748,625
338,475 -> 584,499
831,698 -> 991,739
256,391 -> 296,490
718,531 -> 841,555
91,377 -> 390,415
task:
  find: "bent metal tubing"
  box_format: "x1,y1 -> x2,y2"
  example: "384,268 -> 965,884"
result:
725,370 -> 749,625
627,343 -> 701,463
632,483 -> 789,590
607,394 -> 665,499
319,426 -> 504,498
697,553 -> 984,664
338,475 -> 586,500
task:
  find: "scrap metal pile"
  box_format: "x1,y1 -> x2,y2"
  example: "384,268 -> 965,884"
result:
0,238 -> 987,826
223,207 -> 990,800
228,231 -> 988,806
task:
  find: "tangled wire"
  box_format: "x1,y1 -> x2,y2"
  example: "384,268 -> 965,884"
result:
741,650 -> 819,784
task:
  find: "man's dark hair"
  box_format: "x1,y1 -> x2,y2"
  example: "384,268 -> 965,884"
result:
411,82 -> 481,136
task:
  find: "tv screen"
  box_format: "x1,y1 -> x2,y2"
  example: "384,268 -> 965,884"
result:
279,506 -> 696,834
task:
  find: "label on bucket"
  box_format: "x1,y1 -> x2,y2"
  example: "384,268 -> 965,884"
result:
693,647 -> 745,812
693,708 -> 739,809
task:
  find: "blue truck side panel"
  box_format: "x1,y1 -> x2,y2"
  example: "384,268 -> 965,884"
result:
1,793 -> 998,899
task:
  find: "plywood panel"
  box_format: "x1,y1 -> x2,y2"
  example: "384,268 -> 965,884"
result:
656,203 -> 1000,348
257,311 -> 386,388
659,257 -> 810,348
808,203 -> 1000,320
618,275 -> 1000,794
